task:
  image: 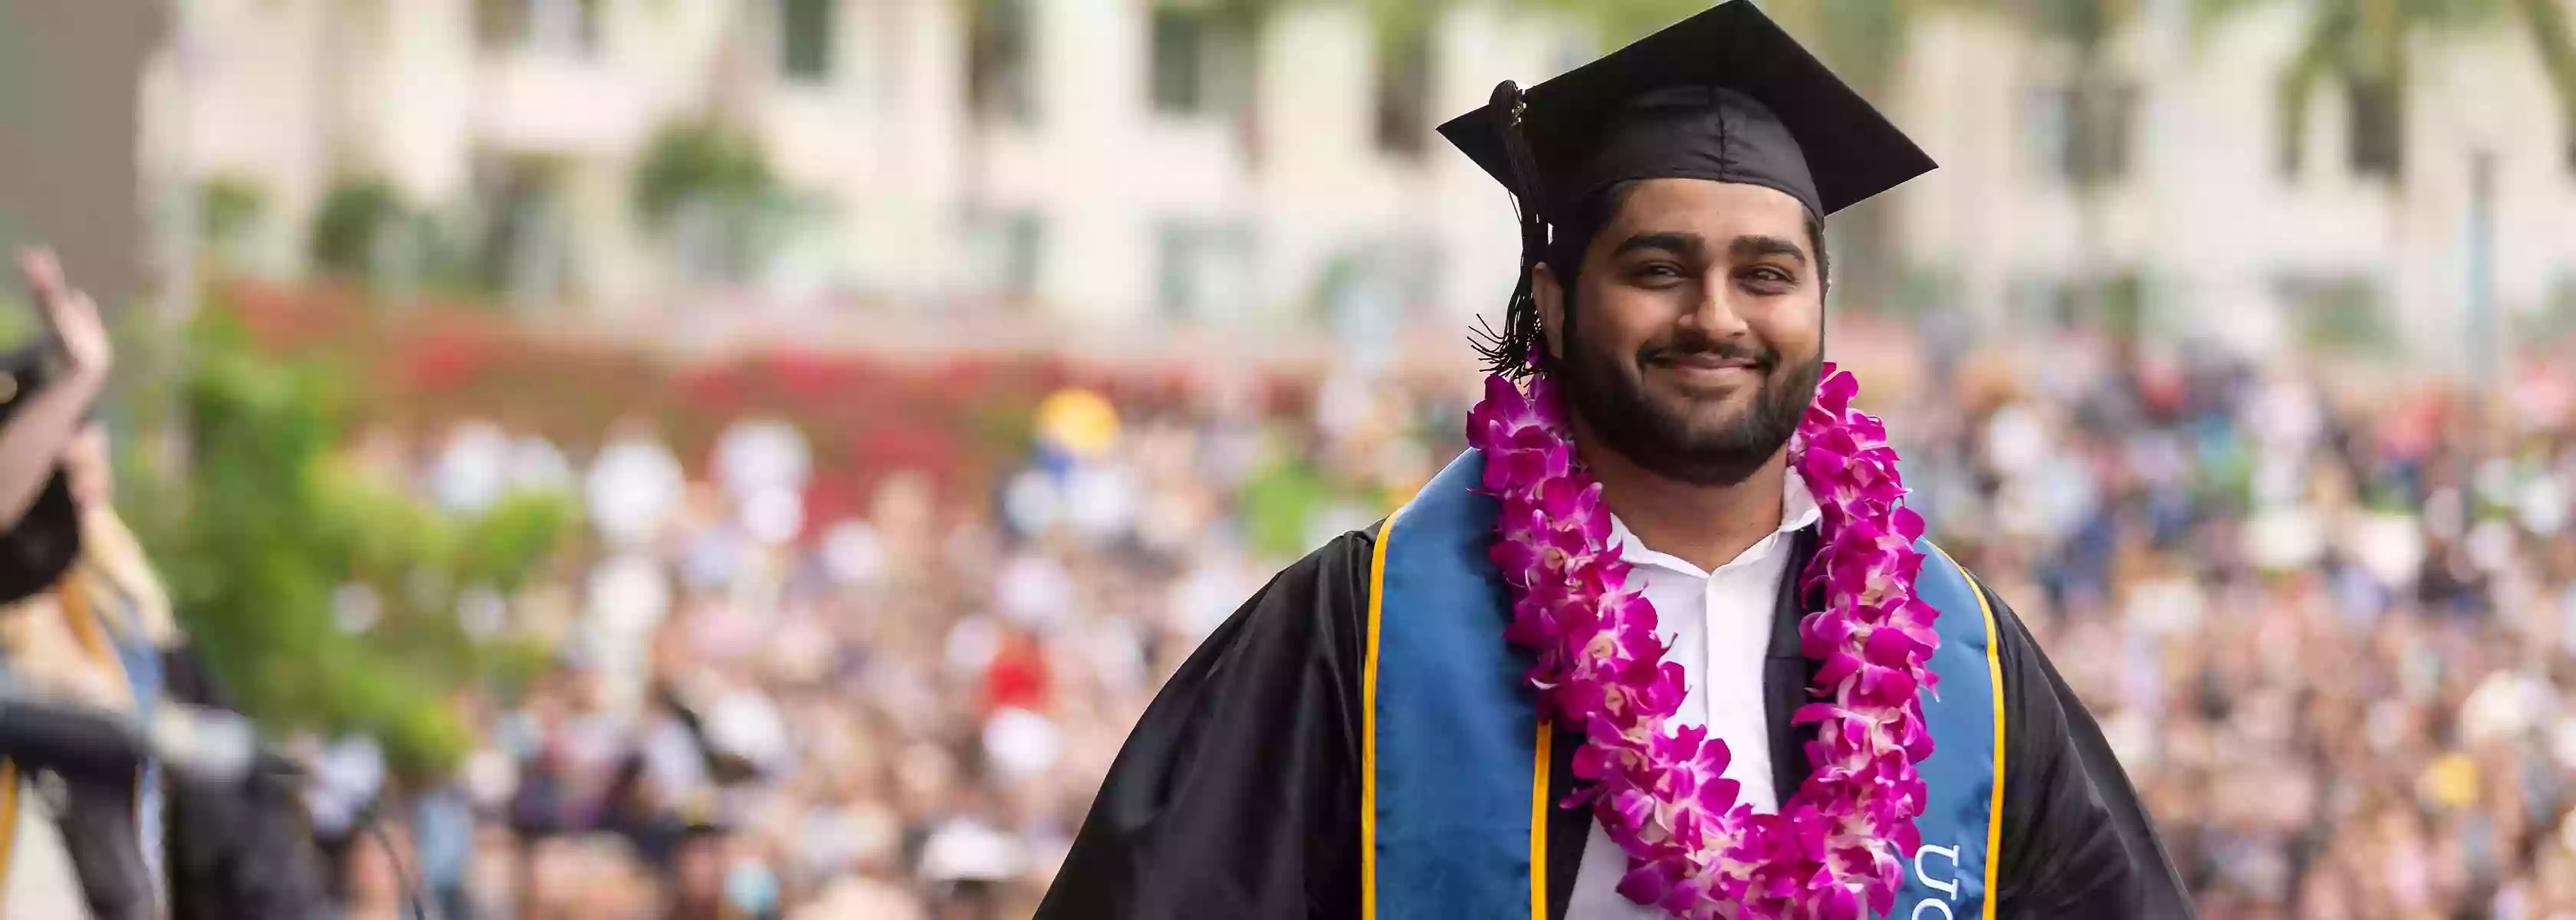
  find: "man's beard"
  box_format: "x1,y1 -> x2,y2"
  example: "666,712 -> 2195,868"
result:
1554,317 -> 1823,488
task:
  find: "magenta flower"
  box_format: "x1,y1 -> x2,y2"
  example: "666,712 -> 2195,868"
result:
1617,858 -> 1689,909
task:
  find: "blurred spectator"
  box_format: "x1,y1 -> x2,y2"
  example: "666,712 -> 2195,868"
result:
332,825 -> 419,920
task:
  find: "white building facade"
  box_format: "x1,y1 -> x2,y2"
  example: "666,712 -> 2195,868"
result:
148,0 -> 2576,371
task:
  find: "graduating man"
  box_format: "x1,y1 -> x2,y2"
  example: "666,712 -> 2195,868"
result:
1039,4 -> 2190,918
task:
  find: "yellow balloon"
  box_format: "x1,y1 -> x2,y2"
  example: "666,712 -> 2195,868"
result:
1037,388 -> 1122,458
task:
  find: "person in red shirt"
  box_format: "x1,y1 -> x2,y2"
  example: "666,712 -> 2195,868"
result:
981,626 -> 1051,716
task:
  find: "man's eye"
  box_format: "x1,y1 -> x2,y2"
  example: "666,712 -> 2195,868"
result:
1741,267 -> 1794,285
1633,264 -> 1684,281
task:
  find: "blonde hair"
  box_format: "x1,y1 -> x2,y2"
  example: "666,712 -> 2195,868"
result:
70,505 -> 177,647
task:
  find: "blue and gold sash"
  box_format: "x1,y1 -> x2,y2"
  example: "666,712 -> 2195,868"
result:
1362,450 -> 2005,919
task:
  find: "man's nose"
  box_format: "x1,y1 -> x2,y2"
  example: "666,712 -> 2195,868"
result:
1682,272 -> 1753,339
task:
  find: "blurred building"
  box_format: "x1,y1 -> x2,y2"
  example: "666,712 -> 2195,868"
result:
149,0 -> 2576,370
152,0 -> 1559,341
1896,3 -> 2576,371
0,0 -> 162,315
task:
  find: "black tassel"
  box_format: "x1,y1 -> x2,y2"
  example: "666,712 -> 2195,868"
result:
1476,80 -> 1553,377
1492,80 -> 1547,222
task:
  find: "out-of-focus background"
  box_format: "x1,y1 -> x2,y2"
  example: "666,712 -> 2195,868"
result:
5,0 -> 2576,917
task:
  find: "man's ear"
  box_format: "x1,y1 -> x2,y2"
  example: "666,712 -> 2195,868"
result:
1534,262 -> 1566,365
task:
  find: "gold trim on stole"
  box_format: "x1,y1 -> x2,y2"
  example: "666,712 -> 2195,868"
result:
1361,511 -> 1399,919
1933,544 -> 2009,920
1529,721 -> 1552,919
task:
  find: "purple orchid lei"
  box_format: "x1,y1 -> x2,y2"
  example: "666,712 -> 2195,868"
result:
1466,362 -> 1941,920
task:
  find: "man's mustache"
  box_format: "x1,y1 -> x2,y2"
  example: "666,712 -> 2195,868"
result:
1637,337 -> 1778,373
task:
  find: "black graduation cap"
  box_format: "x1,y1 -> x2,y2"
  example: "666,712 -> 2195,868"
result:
1438,0 -> 1935,223
0,343 -> 83,606
1439,0 -> 1935,375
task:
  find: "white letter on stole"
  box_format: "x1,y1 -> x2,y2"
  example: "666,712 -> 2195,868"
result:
1911,843 -> 1963,918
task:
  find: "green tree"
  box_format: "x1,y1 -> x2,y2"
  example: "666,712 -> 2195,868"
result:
134,312 -> 571,779
632,117 -> 797,284
306,176 -> 501,301
632,120 -> 779,232
198,176 -> 268,263
308,176 -> 409,281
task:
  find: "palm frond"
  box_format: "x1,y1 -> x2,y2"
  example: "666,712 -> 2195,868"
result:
2026,0 -> 2142,54
1508,0 -> 1706,44
2189,0 -> 2288,45
1363,0 -> 1457,54
2511,0 -> 2576,150
1799,0 -> 1919,95
2394,0 -> 2509,31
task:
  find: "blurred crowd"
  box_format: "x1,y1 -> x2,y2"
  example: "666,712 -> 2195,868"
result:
308,370 -> 1461,920
314,334 -> 2576,920
1903,339 -> 2576,920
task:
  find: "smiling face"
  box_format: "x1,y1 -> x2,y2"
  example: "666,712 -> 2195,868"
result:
1536,177 -> 1827,487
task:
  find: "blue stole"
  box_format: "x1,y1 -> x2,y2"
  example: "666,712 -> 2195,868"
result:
1363,451 -> 2005,919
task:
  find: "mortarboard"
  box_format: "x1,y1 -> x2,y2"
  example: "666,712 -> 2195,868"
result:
1438,0 -> 1935,223
0,343 -> 84,607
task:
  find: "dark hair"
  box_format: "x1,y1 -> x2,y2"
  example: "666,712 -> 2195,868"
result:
1472,181 -> 1830,378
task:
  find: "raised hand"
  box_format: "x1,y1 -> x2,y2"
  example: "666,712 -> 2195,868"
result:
15,248 -> 112,379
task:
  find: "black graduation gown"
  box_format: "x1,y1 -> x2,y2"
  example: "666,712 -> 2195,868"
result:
1038,526 -> 2195,920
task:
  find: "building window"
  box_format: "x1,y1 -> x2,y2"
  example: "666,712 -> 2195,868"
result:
478,0 -> 601,56
472,153 -> 576,307
1374,28 -> 1434,157
2346,78 -> 2403,179
969,0 -> 1038,124
1158,220 -> 1256,322
1316,236 -> 1440,332
778,0 -> 835,83
967,209 -> 1045,301
1152,8 -> 1208,115
2029,78 -> 2134,185
1150,7 -> 1246,118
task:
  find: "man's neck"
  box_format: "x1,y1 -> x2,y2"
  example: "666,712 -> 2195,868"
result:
1572,426 -> 1789,573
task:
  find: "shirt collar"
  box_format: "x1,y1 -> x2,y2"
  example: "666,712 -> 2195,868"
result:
1610,469 -> 1822,579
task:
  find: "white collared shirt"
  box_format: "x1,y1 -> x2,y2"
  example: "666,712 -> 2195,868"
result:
1566,472 -> 1824,918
